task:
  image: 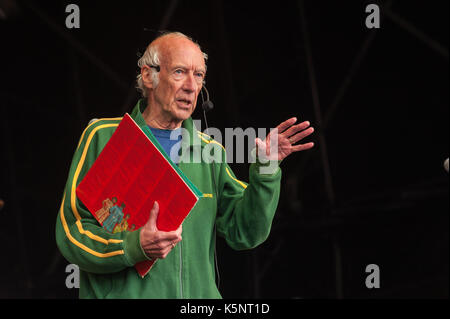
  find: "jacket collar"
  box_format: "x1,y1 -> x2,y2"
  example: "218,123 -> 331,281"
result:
129,99 -> 202,150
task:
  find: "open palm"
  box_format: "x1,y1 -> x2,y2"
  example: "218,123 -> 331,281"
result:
255,117 -> 315,161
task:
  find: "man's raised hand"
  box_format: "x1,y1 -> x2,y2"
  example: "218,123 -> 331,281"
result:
255,117 -> 315,162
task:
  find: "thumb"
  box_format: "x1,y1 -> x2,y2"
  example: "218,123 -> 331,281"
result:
145,201 -> 159,230
255,138 -> 269,157
255,137 -> 265,150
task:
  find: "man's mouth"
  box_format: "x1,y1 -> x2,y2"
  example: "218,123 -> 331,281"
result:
176,98 -> 193,109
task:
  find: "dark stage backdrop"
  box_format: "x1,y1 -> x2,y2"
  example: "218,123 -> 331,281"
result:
0,0 -> 448,298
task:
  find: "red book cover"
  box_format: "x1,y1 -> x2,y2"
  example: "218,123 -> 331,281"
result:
76,114 -> 201,277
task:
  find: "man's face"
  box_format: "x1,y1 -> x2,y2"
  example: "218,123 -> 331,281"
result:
151,37 -> 206,123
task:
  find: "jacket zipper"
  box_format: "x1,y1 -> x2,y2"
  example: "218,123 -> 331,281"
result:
179,241 -> 183,298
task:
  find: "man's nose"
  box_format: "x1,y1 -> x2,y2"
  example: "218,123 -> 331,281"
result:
182,72 -> 197,92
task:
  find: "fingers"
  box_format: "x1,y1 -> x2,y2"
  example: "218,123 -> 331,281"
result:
291,142 -> 314,152
288,126 -> 314,144
147,234 -> 182,259
276,117 -> 298,133
151,227 -> 182,246
140,203 -> 184,259
151,235 -> 181,250
147,245 -> 173,259
141,229 -> 182,259
140,214 -> 183,259
286,120 -> 311,137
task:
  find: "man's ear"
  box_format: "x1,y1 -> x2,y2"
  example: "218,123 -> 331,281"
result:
141,65 -> 154,89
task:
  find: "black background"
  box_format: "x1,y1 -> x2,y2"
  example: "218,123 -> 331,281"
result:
0,0 -> 448,299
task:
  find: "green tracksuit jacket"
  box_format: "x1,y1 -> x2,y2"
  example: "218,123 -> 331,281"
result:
55,99 -> 282,298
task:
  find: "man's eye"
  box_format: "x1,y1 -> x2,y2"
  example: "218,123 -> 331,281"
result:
174,69 -> 184,75
195,73 -> 204,78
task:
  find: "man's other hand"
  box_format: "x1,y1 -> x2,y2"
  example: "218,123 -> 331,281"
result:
139,201 -> 182,260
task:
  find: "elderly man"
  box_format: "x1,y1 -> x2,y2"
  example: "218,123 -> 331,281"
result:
56,31 -> 314,298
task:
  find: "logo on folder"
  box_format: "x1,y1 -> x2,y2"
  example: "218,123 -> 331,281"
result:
95,197 -> 135,233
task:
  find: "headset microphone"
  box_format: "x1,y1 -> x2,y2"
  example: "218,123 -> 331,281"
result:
201,86 -> 214,112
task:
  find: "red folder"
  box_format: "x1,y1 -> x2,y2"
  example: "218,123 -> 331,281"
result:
76,114 -> 202,277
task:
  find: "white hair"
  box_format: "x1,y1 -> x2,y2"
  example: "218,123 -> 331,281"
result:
136,31 -> 208,98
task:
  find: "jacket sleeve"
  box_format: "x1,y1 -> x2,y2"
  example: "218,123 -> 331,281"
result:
215,149 -> 282,250
55,121 -> 150,274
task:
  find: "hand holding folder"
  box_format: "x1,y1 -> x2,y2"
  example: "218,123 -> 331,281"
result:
139,201 -> 183,259
76,114 -> 202,277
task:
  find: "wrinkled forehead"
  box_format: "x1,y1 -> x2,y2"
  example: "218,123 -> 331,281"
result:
157,36 -> 206,71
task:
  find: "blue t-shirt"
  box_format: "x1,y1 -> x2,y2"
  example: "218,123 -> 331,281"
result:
149,127 -> 183,164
